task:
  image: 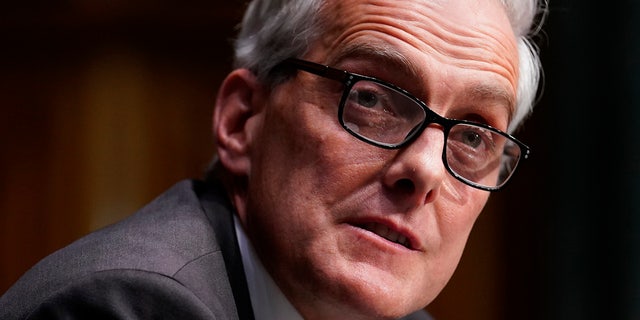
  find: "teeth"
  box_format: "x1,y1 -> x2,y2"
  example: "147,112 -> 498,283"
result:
397,235 -> 408,247
373,223 -> 390,238
362,223 -> 410,248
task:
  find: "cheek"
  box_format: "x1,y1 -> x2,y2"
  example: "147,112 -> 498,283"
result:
433,178 -> 489,238
253,90 -> 388,208
440,176 -> 489,219
243,88 -> 392,241
434,180 -> 489,256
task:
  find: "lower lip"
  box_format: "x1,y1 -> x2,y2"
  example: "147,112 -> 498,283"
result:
344,223 -> 414,254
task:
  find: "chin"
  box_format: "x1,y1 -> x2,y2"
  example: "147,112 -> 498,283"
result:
333,295 -> 427,320
313,263 -> 433,320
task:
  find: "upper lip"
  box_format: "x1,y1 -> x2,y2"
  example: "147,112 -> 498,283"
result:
347,217 -> 422,251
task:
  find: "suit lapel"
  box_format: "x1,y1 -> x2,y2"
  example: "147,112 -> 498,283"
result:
196,180 -> 256,320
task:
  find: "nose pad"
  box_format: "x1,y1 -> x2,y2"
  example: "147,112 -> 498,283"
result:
383,126 -> 446,206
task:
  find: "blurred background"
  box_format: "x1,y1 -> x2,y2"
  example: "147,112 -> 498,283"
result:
1,1 -> 638,319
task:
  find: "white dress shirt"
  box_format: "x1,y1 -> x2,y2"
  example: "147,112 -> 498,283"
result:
234,217 -> 304,320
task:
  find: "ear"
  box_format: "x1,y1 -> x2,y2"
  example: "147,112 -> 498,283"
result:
213,69 -> 264,177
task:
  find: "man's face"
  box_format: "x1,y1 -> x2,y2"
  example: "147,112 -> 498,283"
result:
234,0 -> 518,318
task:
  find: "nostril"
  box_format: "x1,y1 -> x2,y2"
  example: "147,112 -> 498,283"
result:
394,178 -> 415,194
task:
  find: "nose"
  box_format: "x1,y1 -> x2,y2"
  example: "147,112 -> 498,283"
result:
382,125 -> 447,206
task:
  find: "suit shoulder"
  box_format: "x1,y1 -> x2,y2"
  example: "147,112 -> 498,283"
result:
7,269 -> 234,319
55,179 -> 220,274
0,180 -> 236,319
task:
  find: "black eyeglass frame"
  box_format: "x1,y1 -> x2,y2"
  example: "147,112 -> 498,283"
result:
277,58 -> 531,191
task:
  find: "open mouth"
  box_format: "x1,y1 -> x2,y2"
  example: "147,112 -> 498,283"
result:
357,222 -> 412,249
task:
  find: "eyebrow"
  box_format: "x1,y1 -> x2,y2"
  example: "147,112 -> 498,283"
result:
326,41 -> 516,122
327,41 -> 424,88
469,83 -> 516,123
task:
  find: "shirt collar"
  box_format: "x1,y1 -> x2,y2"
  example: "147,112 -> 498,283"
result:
234,216 -> 304,320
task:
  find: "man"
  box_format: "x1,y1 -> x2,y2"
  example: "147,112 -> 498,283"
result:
0,0 -> 544,319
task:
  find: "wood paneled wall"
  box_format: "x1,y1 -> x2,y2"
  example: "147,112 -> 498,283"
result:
1,0 -> 245,293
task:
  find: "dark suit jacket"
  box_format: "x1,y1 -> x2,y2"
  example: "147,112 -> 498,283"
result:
0,179 -> 255,319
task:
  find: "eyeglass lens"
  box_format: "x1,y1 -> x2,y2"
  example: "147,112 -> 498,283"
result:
340,79 -> 522,189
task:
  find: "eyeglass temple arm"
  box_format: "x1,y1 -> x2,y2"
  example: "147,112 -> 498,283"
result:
283,58 -> 352,83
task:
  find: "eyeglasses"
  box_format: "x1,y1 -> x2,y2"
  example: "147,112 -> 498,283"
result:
278,58 -> 530,191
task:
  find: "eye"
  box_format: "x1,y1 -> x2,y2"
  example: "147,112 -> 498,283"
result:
449,125 -> 496,152
461,130 -> 483,148
351,89 -> 380,108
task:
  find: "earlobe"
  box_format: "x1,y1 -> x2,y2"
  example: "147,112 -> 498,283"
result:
213,69 -> 264,177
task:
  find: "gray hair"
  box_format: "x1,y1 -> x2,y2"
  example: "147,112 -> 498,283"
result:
234,0 -> 547,132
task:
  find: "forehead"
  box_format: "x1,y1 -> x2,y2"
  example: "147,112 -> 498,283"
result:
313,0 -> 519,110
321,0 -> 517,73
319,0 -> 517,56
